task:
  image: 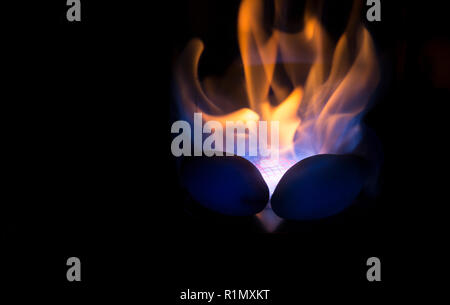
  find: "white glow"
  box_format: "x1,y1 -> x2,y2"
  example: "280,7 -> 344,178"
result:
248,157 -> 297,196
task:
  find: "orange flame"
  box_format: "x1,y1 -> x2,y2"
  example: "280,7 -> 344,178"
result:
175,0 -> 379,163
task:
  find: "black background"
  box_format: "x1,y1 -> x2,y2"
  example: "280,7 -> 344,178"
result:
4,0 -> 448,302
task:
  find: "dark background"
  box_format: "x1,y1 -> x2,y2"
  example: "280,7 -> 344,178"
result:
4,0 -> 448,301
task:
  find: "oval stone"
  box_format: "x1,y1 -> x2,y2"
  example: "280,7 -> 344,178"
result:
271,154 -> 370,220
180,155 -> 269,216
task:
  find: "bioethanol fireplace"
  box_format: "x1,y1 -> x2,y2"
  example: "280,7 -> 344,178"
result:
173,0 -> 380,230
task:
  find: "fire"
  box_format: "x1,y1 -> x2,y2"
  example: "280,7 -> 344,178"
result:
174,0 -> 379,198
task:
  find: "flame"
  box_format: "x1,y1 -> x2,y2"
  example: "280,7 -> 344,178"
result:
174,0 -> 379,199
